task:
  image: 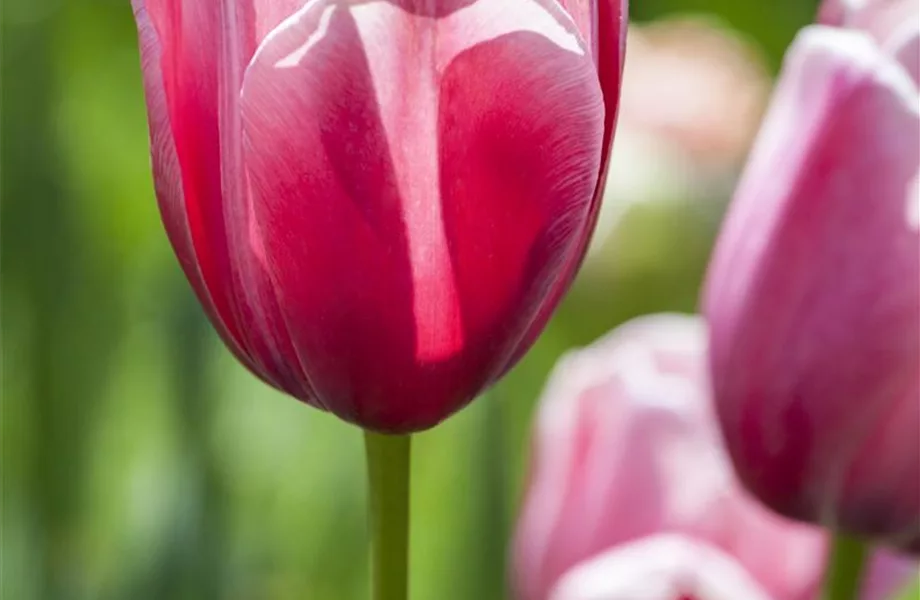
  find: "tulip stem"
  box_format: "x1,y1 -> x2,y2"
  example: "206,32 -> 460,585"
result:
821,532 -> 868,600
365,431 -> 411,600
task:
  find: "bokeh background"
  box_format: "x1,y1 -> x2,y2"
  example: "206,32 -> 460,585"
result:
3,0 -> 916,599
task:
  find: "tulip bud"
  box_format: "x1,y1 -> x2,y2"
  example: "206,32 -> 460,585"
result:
703,0 -> 919,549
132,0 -> 627,432
511,314 -> 918,599
585,17 -> 770,264
512,315 -> 829,600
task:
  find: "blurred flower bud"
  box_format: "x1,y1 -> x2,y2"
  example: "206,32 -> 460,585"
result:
703,0 -> 920,549
587,17 -> 770,260
511,314 -> 917,599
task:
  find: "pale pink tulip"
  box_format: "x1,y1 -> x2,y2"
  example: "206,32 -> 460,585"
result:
512,314 -> 917,599
703,0 -> 919,549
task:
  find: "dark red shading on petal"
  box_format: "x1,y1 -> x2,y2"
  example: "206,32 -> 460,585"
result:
439,31 -> 604,387
241,4 -> 603,432
134,0 -> 256,369
496,0 -> 627,376
135,0 -> 318,399
242,7 -> 421,430
142,0 -> 241,356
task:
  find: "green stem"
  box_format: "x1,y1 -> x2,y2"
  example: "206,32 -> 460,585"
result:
365,431 -> 412,600
821,532 -> 869,600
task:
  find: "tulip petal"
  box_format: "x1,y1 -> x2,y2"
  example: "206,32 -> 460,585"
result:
548,534 -> 773,600
861,550 -> 920,600
240,0 -> 604,431
819,0 -> 920,47
700,488 -> 827,600
555,0 -> 597,57
704,25 -> 920,543
132,1 -> 204,304
253,0 -> 313,41
496,0 -> 627,376
888,20 -> 920,86
132,0 -> 322,399
818,0 -> 920,87
513,315 -> 740,599
134,0 -> 238,351
133,0 -> 263,376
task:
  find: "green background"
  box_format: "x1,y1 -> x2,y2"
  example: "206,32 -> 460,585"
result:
3,1 -> 915,599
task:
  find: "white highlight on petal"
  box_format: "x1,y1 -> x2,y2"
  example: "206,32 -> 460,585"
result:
536,314 -> 706,433
439,0 -> 586,66
548,534 -> 772,600
257,0 -> 587,73
345,0 -> 587,361
885,19 -> 920,88
607,334 -> 731,523
349,0 -> 464,362
907,173 -> 920,230
274,3 -> 334,68
249,0 -> 319,70
847,0 -> 869,11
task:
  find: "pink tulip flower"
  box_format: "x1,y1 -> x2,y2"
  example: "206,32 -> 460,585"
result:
702,0 -> 919,550
131,0 -> 626,433
511,314 -> 917,600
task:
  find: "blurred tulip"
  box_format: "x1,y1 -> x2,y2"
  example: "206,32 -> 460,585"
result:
586,17 -> 769,259
131,0 -> 627,432
549,539 -> 917,600
702,0 -> 920,549
862,551 -> 920,600
819,0 -> 920,68
615,17 -> 768,169
511,314 -> 917,600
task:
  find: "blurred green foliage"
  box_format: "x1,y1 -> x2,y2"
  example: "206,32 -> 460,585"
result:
5,1 -> 904,599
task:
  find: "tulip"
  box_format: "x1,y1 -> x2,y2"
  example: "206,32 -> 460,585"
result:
511,314 -> 916,600
702,0 -> 919,551
586,16 -> 769,263
131,0 -> 627,433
